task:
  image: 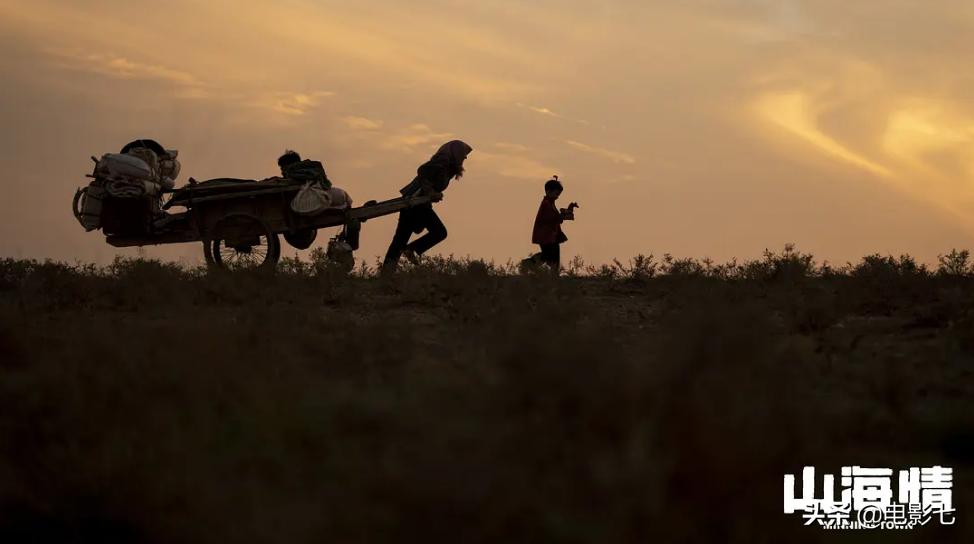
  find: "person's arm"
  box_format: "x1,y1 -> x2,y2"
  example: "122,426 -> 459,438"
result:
541,199 -> 563,224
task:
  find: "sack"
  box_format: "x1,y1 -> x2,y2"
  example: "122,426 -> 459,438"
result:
115,141 -> 179,190
73,184 -> 106,231
326,237 -> 355,272
290,181 -> 332,215
325,187 -> 351,209
158,156 -> 180,190
125,147 -> 160,175
96,153 -> 155,180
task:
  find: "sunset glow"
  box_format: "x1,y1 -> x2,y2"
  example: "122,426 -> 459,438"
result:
2,0 -> 973,264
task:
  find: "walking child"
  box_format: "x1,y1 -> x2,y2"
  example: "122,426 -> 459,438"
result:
528,176 -> 578,273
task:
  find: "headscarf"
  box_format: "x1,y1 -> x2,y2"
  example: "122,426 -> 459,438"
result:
430,140 -> 473,179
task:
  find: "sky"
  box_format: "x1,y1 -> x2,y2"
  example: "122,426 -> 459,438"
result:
1,0 -> 973,267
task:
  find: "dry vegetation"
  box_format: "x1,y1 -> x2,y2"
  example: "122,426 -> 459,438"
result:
1,246 -> 973,542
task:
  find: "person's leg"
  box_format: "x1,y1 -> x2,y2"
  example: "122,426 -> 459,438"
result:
383,212 -> 415,267
539,243 -> 560,273
406,208 -> 447,255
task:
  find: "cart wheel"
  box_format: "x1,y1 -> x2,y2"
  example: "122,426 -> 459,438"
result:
204,214 -> 280,271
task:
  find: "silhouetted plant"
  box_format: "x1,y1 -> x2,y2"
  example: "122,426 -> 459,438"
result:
585,262 -> 619,280
661,254 -> 706,277
937,249 -> 973,277
739,244 -> 816,282
278,254 -> 313,276
851,254 -> 929,279
612,254 -> 657,281
564,255 -> 586,278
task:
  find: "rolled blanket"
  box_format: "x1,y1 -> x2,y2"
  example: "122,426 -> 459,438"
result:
104,179 -> 162,198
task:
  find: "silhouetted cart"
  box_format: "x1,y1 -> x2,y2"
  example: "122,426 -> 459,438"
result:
78,178 -> 436,270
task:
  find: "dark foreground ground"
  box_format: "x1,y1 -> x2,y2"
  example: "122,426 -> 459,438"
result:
1,248 -> 973,543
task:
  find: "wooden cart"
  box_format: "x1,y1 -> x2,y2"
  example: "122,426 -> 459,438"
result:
76,178 -> 437,270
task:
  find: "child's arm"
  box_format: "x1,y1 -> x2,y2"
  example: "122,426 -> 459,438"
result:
559,202 -> 579,221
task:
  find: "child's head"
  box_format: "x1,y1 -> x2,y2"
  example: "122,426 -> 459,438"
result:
544,178 -> 563,199
278,150 -> 301,175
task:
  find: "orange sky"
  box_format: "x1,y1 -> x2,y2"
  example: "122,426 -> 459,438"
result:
2,0 -> 974,266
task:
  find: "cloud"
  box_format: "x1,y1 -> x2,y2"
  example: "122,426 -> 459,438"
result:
748,51 -> 974,227
516,103 -> 590,125
468,141 -> 555,180
380,124 -> 454,152
518,103 -> 558,117
342,116 -> 384,130
609,174 -> 639,184
258,91 -> 336,116
882,102 -> 974,170
470,150 -> 557,181
564,140 -> 636,165
712,0 -> 813,44
43,47 -> 338,120
329,121 -> 454,155
225,3 -> 545,102
46,48 -> 201,87
493,142 -> 530,153
754,91 -> 892,177
880,100 -> 974,209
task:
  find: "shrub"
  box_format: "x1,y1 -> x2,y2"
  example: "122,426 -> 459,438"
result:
850,254 -> 929,279
937,249 -> 973,277
661,254 -> 705,277
740,244 -> 816,282
612,254 -> 657,282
